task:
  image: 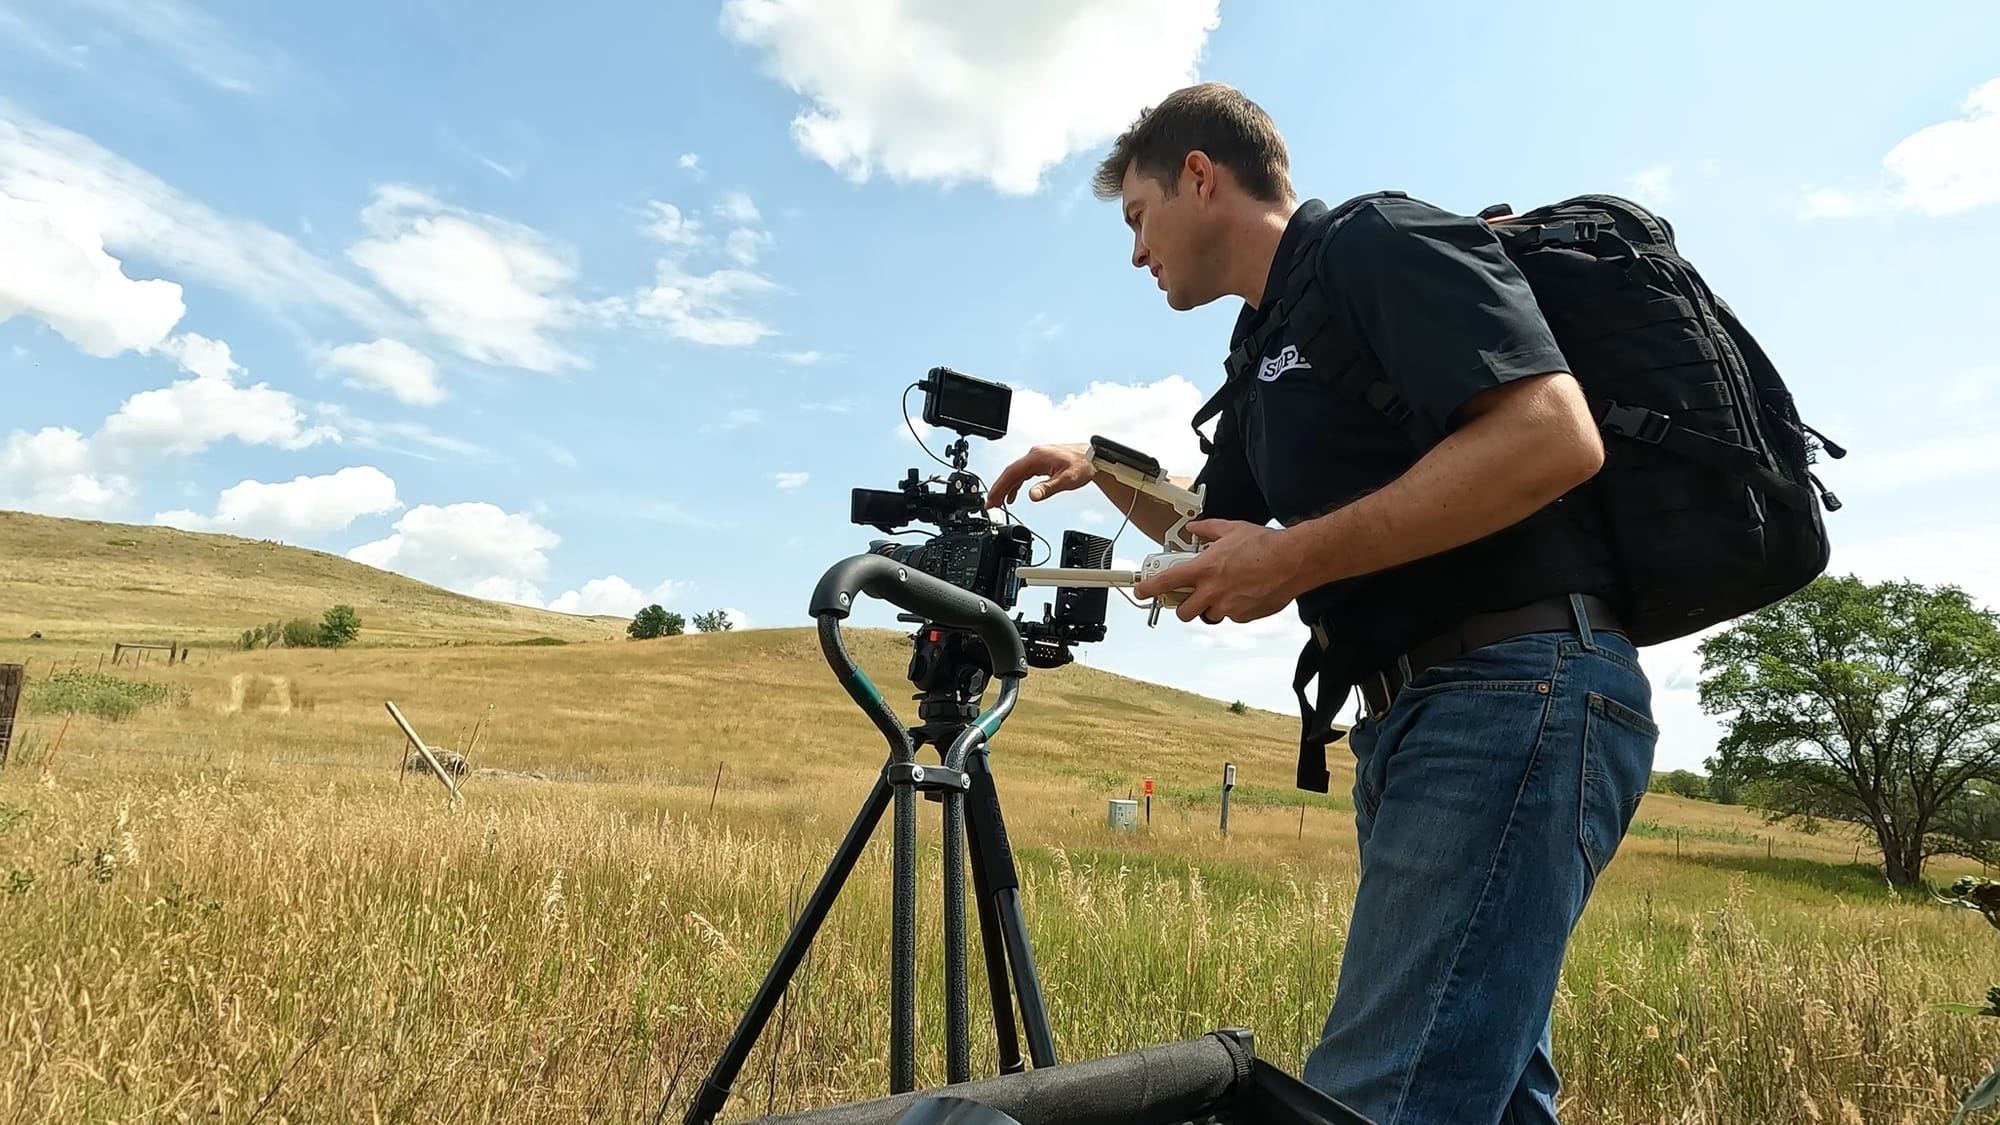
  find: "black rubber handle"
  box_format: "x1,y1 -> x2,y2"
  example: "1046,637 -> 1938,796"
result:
810,553 -> 1028,677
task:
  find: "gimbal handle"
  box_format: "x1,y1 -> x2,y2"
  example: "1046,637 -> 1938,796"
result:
810,553 -> 1030,678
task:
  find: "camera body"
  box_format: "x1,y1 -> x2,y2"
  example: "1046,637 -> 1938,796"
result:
851,366 -> 1110,669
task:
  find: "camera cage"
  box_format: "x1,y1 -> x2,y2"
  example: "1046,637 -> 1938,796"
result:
848,367 -> 1112,670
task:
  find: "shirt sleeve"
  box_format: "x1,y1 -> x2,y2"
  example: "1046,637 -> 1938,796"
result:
1318,198 -> 1570,436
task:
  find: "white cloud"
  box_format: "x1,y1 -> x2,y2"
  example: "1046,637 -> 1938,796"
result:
0,426 -> 131,517
622,195 -> 781,346
0,333 -> 340,521
348,185 -> 585,372
772,471 -> 809,490
545,575 -> 692,616
725,227 -> 773,267
347,501 -> 561,606
719,0 -> 1222,194
0,191 -> 186,357
704,408 -> 764,433
1799,76 -> 2000,219
312,405 -> 483,461
344,502 -> 700,616
717,191 -> 761,224
98,339 -> 339,456
642,201 -> 704,248
21,0 -> 294,95
955,374 -> 1211,498
630,259 -> 778,346
0,101 -> 397,331
323,338 -> 445,406
154,466 -> 402,539
1627,165 -> 1674,205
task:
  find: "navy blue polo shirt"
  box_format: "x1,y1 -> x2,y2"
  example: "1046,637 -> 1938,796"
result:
1193,193 -> 1621,680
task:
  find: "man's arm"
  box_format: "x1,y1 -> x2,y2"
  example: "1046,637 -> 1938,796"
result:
1277,198 -> 1603,594
1276,371 -> 1602,594
1091,471 -> 1196,547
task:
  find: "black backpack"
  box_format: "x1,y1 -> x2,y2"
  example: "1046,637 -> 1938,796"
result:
1211,190 -> 1845,651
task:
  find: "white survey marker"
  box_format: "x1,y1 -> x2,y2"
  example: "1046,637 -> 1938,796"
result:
1013,436 -> 1209,626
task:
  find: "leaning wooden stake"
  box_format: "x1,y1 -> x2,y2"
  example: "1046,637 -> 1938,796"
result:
384,701 -> 462,803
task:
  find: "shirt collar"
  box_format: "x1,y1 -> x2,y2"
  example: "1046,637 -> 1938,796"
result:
1231,197 -> 1327,346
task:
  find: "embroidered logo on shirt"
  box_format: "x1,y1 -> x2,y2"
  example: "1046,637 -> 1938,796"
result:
1257,343 -> 1311,382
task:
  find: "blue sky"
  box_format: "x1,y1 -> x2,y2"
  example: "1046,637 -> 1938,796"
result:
2,0 -> 1997,775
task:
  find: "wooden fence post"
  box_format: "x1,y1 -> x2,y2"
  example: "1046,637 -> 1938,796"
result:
385,701 -> 462,803
0,664 -> 22,768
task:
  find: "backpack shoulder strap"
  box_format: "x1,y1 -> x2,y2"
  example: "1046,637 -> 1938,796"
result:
1193,190 -> 1421,453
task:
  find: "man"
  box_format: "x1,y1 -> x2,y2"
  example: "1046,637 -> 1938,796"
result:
984,83 -> 1659,1125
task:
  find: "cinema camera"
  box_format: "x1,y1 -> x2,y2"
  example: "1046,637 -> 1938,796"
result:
850,366 -> 1114,673
683,367 -> 1207,1125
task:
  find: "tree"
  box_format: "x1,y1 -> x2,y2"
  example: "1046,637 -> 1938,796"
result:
693,609 -> 734,633
628,604 -> 684,639
1650,769 -> 1710,800
1699,574 -> 2000,889
319,604 -> 361,647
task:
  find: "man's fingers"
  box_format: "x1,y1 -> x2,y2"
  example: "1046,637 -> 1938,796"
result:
1031,464 -> 1082,500
1175,585 -> 1216,623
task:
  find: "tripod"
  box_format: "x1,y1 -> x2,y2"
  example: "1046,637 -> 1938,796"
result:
683,556 -> 1057,1125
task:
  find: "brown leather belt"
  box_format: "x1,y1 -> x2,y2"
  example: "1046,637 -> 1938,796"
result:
1357,594 -> 1625,720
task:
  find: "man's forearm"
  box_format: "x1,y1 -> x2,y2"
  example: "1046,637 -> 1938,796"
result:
1092,473 -> 1196,547
1277,374 -> 1603,596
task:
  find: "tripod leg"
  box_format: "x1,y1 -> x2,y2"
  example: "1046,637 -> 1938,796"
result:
892,762 -> 918,1094
943,786 -> 970,1084
964,748 -> 1058,1069
965,805 -> 1023,1074
684,767 -> 894,1125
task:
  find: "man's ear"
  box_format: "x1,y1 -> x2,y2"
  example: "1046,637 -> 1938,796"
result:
1183,150 -> 1214,201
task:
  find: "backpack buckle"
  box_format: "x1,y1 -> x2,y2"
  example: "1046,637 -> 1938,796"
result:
1529,220 -> 1597,247
1600,403 -> 1671,443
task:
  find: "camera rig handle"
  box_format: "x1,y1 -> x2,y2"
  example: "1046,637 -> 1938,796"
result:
811,552 -> 1030,678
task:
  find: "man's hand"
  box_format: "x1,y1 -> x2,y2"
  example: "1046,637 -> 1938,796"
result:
1132,518 -> 1305,624
984,443 -> 1093,510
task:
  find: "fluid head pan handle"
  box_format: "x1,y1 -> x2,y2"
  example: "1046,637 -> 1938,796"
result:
810,553 -> 1029,677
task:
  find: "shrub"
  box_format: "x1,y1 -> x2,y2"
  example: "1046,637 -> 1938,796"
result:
26,671 -> 185,721
319,604 -> 361,647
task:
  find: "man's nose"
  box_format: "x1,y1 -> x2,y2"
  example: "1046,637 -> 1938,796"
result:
1131,241 -> 1149,269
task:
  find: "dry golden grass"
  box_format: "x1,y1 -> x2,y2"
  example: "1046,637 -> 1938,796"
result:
4,513 -> 2000,1123
0,509 -> 622,647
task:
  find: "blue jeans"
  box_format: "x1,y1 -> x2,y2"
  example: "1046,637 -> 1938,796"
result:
1299,612 -> 1658,1125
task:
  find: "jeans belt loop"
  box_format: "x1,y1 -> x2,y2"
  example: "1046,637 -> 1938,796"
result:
1569,593 -> 1596,651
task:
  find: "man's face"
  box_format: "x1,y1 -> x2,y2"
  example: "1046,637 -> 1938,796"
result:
1120,160 -> 1216,312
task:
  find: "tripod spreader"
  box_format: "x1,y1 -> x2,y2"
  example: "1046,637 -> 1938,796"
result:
684,555 -> 1054,1125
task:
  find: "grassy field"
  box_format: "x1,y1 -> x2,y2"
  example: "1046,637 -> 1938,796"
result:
0,509 -> 625,647
3,512 -> 2000,1123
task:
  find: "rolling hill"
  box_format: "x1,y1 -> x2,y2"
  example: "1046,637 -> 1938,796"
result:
0,509 -> 626,646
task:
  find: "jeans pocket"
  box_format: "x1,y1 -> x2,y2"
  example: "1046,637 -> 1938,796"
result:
1579,690 -> 1659,888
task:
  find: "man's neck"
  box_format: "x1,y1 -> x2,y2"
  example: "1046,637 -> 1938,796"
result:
1230,199 -> 1301,306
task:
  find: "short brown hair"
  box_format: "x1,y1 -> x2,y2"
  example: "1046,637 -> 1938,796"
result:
1092,83 -> 1292,203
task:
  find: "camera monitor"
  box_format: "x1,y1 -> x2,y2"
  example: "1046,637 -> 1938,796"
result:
921,366 -> 1010,441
